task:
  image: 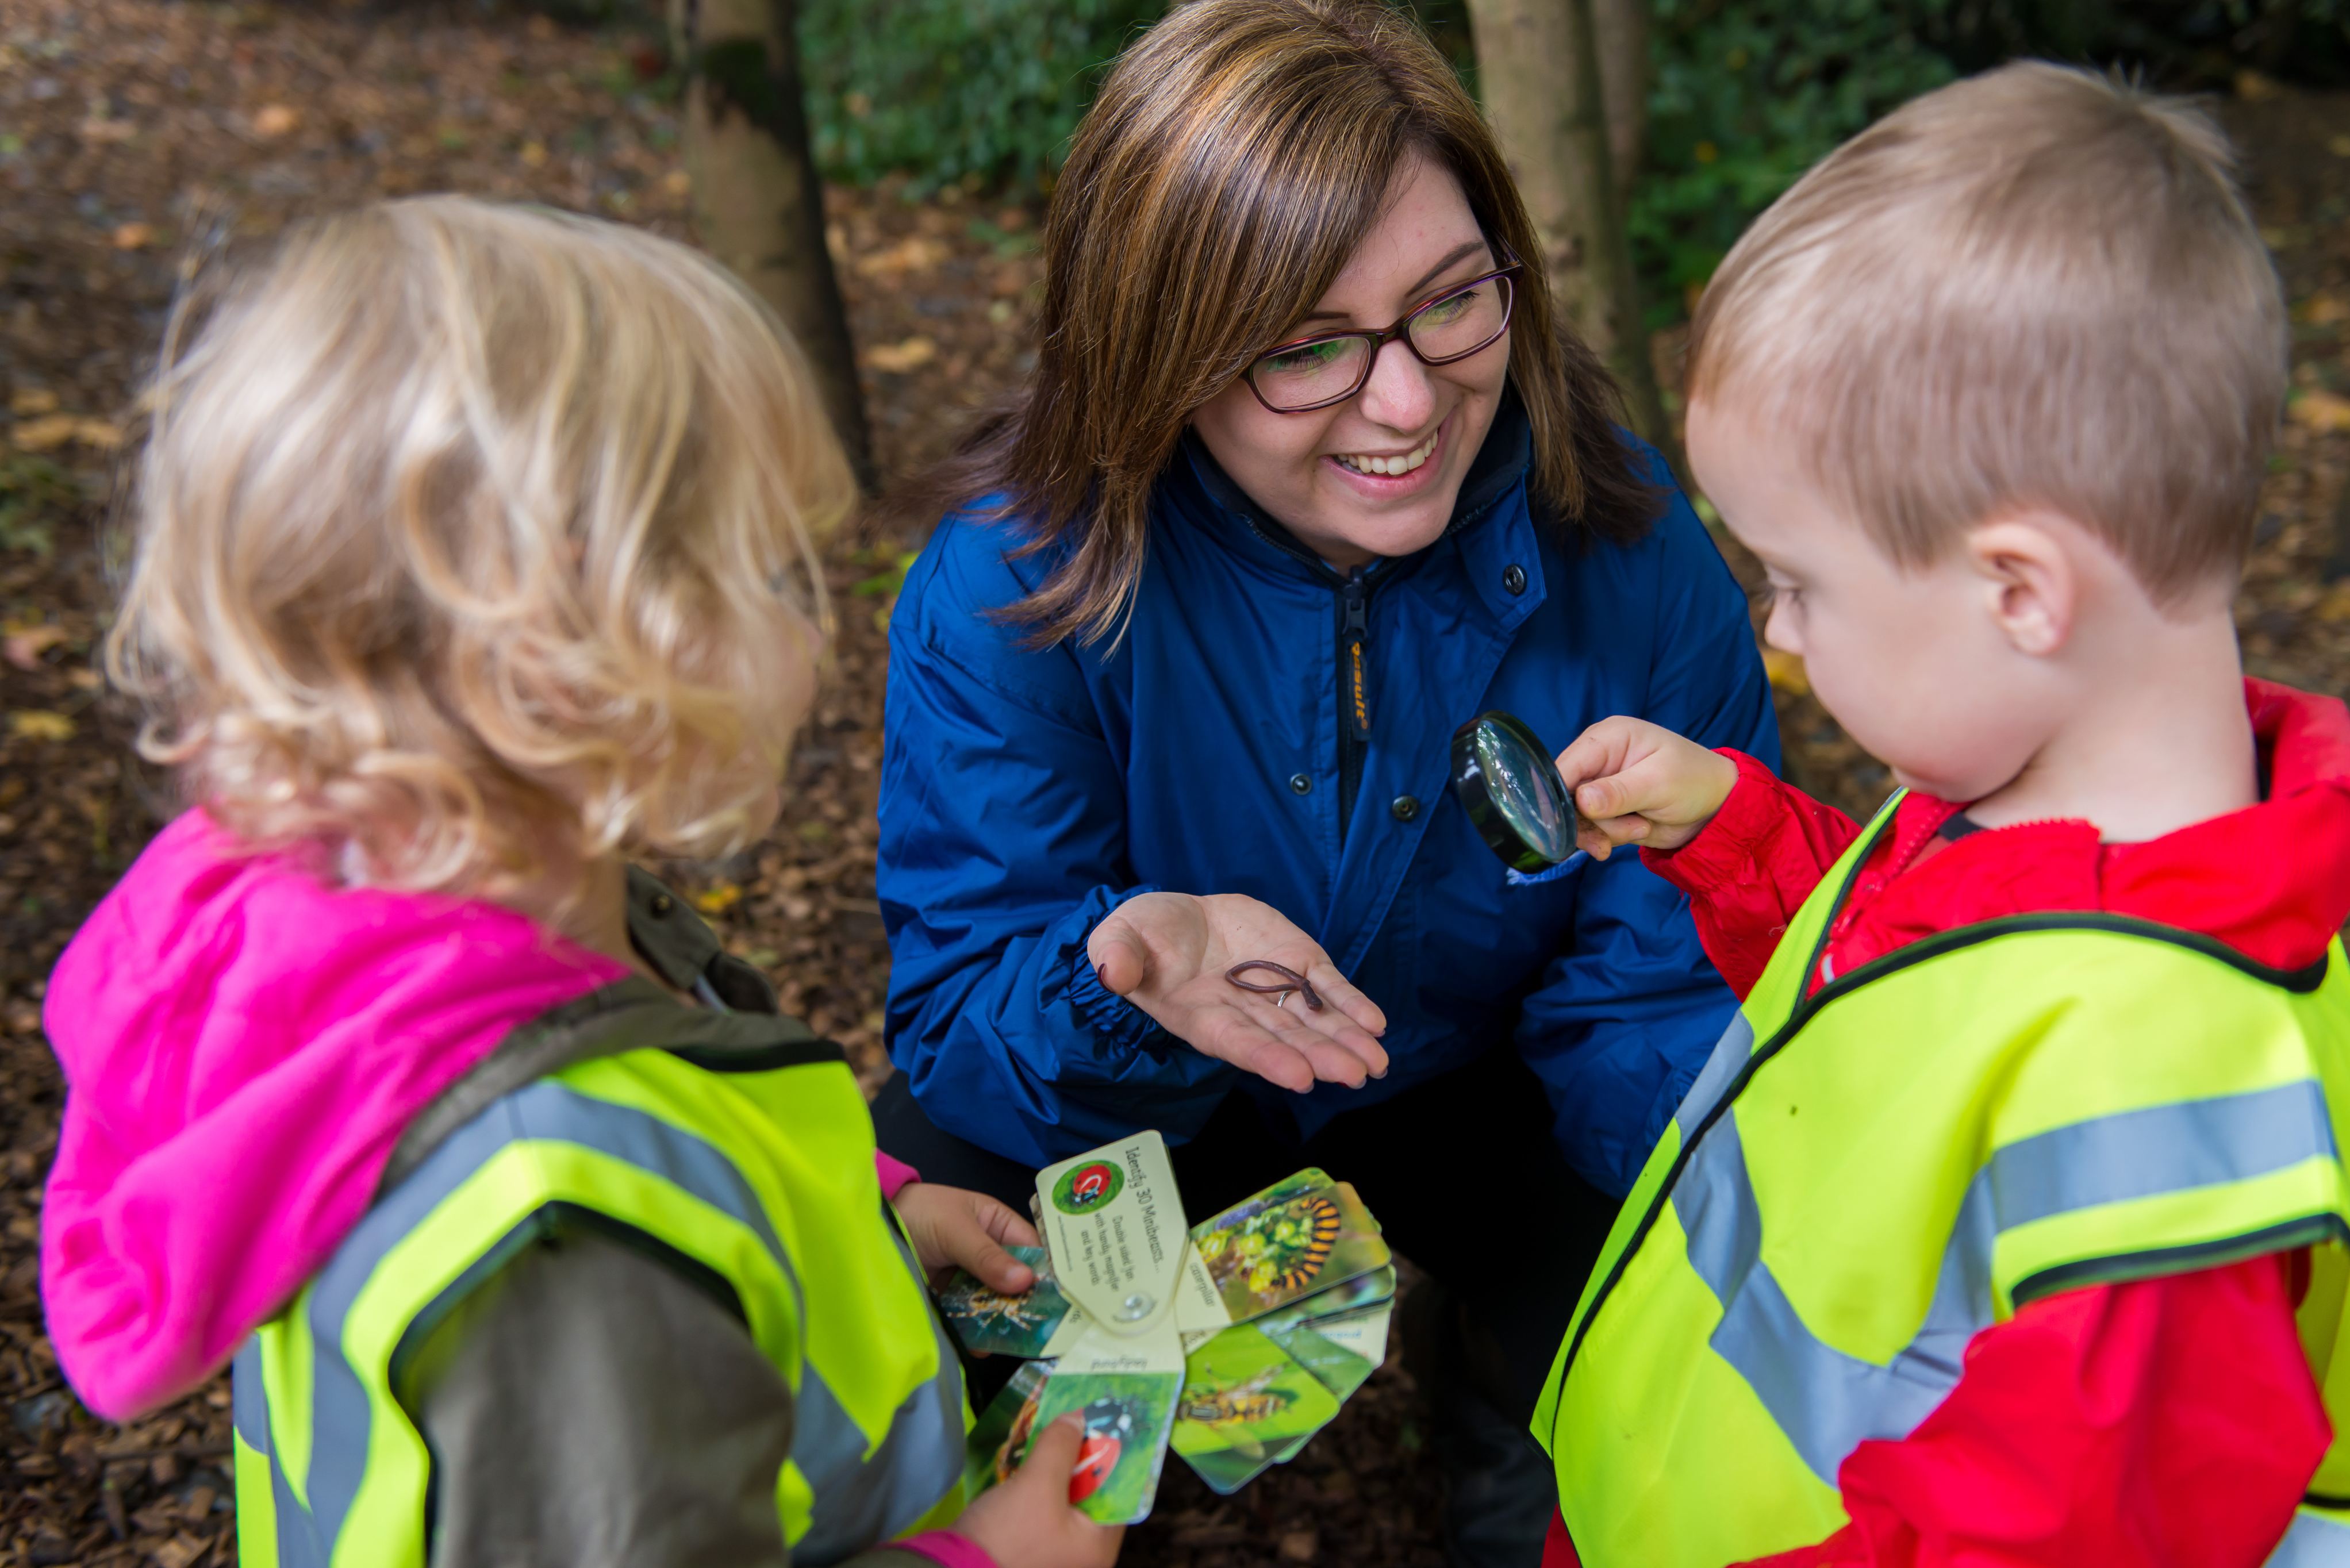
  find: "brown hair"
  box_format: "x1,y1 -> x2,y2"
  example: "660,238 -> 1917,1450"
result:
901,0 -> 1657,647
1687,62 -> 2286,601
112,197 -> 846,911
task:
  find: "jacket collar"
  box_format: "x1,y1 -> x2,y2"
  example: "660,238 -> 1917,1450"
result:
1172,386 -> 1537,587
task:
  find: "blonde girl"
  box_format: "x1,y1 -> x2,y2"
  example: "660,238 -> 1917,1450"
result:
39,196 -> 1116,1568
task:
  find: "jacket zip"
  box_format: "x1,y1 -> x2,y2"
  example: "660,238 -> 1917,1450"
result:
1226,512 -> 1394,843
1339,568 -> 1373,833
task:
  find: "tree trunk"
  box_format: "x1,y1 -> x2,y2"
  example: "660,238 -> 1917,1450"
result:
1464,0 -> 1672,455
1592,0 -> 1648,190
671,0 -> 874,489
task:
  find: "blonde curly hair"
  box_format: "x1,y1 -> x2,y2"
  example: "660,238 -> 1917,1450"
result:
110,196 -> 846,908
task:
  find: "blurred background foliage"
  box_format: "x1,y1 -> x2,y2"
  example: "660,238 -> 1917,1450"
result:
770,0 -> 2350,322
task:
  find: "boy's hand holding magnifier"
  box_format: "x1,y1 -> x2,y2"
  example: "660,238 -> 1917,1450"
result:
1552,716 -> 1741,860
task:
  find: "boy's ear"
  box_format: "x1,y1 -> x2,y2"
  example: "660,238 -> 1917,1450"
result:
1967,513 -> 2076,658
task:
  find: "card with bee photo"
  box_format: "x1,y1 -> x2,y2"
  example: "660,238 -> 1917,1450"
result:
1171,1324 -> 1344,1495
937,1244 -> 1072,1358
1189,1173 -> 1391,1324
1030,1367 -> 1182,1525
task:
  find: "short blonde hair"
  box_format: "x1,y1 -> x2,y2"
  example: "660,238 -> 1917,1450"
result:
1688,62 -> 2286,599
112,197 -> 846,903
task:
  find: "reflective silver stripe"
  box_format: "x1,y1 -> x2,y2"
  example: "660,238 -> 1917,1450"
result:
270,1077 -> 957,1562
1675,1079 -> 2338,1485
793,1221 -> 969,1564
233,1336 -> 329,1568
1671,1009 -> 1756,1140
2268,1509 -> 2350,1566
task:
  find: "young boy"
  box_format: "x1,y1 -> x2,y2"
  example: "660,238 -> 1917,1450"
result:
1530,64 -> 2350,1568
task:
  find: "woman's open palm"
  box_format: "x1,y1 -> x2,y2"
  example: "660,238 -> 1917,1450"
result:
1086,892 -> 1389,1092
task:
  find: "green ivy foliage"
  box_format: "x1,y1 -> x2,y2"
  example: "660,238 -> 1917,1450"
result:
790,0 -> 2350,312
797,0 -> 1162,191
1633,0 -> 1959,312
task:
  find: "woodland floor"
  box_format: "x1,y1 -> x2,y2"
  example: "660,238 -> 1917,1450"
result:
5,3 -> 2350,1564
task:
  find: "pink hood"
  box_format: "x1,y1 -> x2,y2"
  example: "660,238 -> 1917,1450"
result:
40,812 -> 629,1420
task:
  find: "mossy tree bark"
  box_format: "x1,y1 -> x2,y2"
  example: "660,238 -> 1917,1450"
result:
1465,0 -> 1672,456
671,0 -> 874,489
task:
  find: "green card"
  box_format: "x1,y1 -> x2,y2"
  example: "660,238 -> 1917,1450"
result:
1190,1174 -> 1391,1323
1031,1367 -> 1181,1524
1170,1324 -> 1344,1494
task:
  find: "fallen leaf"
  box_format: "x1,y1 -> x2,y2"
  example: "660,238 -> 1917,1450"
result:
694,881 -> 743,915
2300,291 -> 2350,326
863,335 -> 937,373
9,711 -> 76,742
3,624 -> 68,670
2291,389 -> 2350,433
2318,583 -> 2350,624
853,236 -> 950,279
662,167 -> 692,195
152,1534 -> 206,1568
111,221 -> 155,249
8,414 -> 81,452
2236,69 -> 2280,101
78,114 -> 136,144
9,389 -> 58,416
519,139 -> 548,167
74,417 -> 123,449
252,103 -> 299,138
1279,1529 -> 1319,1563
1762,647 -> 1809,697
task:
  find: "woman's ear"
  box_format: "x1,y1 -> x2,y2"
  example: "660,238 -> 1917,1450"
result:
1967,512 -> 2078,658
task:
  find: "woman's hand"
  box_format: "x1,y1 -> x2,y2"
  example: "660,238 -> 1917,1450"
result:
1554,716 -> 1738,859
1086,892 -> 1388,1093
954,1414 -> 1126,1568
894,1182 -> 1040,1290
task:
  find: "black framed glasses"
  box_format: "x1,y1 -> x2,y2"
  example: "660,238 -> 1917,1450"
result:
1245,260 -> 1522,414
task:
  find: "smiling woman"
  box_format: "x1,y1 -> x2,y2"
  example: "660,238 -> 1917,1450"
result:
871,2 -> 1780,1561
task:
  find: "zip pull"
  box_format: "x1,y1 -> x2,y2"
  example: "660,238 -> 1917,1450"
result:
1342,573 -> 1371,741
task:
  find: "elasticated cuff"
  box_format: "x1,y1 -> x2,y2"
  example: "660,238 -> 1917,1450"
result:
1639,748 -> 1781,894
1063,890 -> 1166,1054
874,1151 -> 921,1200
895,1531 -> 1000,1568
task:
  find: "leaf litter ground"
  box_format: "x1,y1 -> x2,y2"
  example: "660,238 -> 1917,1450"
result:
5,4 -> 2350,1564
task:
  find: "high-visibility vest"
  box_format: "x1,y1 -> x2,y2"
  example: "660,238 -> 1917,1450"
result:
1534,795 -> 2350,1567
230,1006 -> 968,1568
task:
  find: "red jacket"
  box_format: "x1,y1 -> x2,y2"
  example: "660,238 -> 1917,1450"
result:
1543,678 -> 2350,1568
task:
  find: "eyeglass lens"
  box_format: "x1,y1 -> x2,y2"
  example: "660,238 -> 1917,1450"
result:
1250,274 -> 1513,412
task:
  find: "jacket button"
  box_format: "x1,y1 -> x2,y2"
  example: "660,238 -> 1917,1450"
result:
1391,794 -> 1420,821
1289,773 -> 1313,794
650,893 -> 674,917
1503,563 -> 1527,595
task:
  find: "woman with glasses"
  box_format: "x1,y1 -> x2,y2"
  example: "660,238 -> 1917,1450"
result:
872,2 -> 1777,1559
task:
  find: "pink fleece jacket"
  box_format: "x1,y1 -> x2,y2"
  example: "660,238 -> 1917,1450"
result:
41,811 -> 925,1423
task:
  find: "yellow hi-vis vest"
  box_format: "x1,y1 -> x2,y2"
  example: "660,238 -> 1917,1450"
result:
230,989 -> 968,1568
1534,795 -> 2350,1567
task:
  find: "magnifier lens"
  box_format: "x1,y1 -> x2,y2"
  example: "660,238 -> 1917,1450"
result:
1450,712 -> 1579,870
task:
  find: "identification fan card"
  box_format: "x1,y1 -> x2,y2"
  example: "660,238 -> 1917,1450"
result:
938,1245 -> 1071,1358
1190,1173 -> 1391,1323
1170,1324 -> 1344,1494
1034,1132 -> 1188,1339
1031,1363 -> 1181,1524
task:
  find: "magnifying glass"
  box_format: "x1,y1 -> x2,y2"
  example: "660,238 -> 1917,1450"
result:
1449,711 -> 1590,871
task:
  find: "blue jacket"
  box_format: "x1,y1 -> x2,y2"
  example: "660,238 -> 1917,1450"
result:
877,403 -> 1780,1196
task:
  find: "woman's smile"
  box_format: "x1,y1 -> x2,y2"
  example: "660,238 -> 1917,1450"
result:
1327,416 -> 1445,492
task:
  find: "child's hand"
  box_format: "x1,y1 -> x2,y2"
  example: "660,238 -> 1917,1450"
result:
894,1182 -> 1039,1292
1554,717 -> 1739,859
955,1413 -> 1126,1568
